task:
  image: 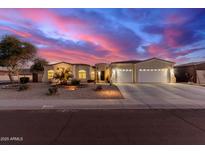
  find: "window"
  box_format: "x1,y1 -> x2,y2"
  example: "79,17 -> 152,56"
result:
79,70 -> 86,79
48,70 -> 54,80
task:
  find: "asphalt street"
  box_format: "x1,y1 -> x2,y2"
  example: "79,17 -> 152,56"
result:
1,109 -> 205,144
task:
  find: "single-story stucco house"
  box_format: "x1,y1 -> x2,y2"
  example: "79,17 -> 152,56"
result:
42,57 -> 176,83
174,61 -> 205,84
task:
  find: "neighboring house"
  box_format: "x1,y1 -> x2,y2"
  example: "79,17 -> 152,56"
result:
174,61 -> 205,84
0,67 -> 10,82
19,69 -> 33,81
43,58 -> 176,83
0,67 -> 33,82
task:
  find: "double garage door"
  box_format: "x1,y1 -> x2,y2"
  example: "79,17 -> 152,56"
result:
114,68 -> 168,83
138,69 -> 168,83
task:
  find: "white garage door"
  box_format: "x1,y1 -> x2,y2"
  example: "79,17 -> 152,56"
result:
138,69 -> 168,83
116,69 -> 133,83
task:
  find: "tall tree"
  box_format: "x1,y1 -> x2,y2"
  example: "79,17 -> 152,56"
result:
30,58 -> 48,73
0,35 -> 37,82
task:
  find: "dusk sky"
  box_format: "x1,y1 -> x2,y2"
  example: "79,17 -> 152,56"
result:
0,8 -> 205,65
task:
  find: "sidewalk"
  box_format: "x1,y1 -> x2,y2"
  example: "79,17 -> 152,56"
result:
0,98 -> 150,110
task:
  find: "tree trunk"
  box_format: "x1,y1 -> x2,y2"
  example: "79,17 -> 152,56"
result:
8,72 -> 14,83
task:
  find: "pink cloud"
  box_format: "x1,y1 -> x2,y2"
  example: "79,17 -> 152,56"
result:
75,34 -> 119,52
0,26 -> 31,38
165,14 -> 188,25
147,44 -> 172,58
164,28 -> 182,47
17,9 -> 86,34
38,48 -> 111,65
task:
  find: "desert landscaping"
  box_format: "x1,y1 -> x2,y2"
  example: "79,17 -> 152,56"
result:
0,83 -> 123,100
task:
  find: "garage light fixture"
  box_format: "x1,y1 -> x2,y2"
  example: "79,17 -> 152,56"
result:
170,68 -> 174,75
112,70 -> 116,74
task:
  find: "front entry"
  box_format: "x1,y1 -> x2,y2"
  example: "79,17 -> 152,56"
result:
100,71 -> 105,80
33,73 -> 38,82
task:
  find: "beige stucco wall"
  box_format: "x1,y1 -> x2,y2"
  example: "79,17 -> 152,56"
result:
90,67 -> 96,80
74,65 -> 92,81
95,63 -> 108,70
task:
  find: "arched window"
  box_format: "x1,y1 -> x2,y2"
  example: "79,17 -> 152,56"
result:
78,70 -> 86,79
48,70 -> 54,79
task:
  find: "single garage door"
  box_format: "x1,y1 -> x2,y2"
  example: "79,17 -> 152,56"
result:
116,69 -> 133,83
138,69 -> 168,83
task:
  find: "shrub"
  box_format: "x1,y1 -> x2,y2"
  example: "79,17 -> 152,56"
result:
20,77 -> 29,84
94,85 -> 103,91
53,68 -> 73,84
47,86 -> 58,95
60,80 -> 68,85
17,84 -> 29,91
87,79 -> 95,83
71,79 -> 80,85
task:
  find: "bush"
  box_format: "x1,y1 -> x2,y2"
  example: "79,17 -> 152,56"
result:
20,77 -> 29,84
94,85 -> 103,91
47,86 -> 58,95
17,84 -> 29,91
71,79 -> 80,85
87,79 -> 95,83
60,80 -> 68,85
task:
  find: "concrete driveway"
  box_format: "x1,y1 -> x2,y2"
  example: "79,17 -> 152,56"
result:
118,83 -> 205,109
